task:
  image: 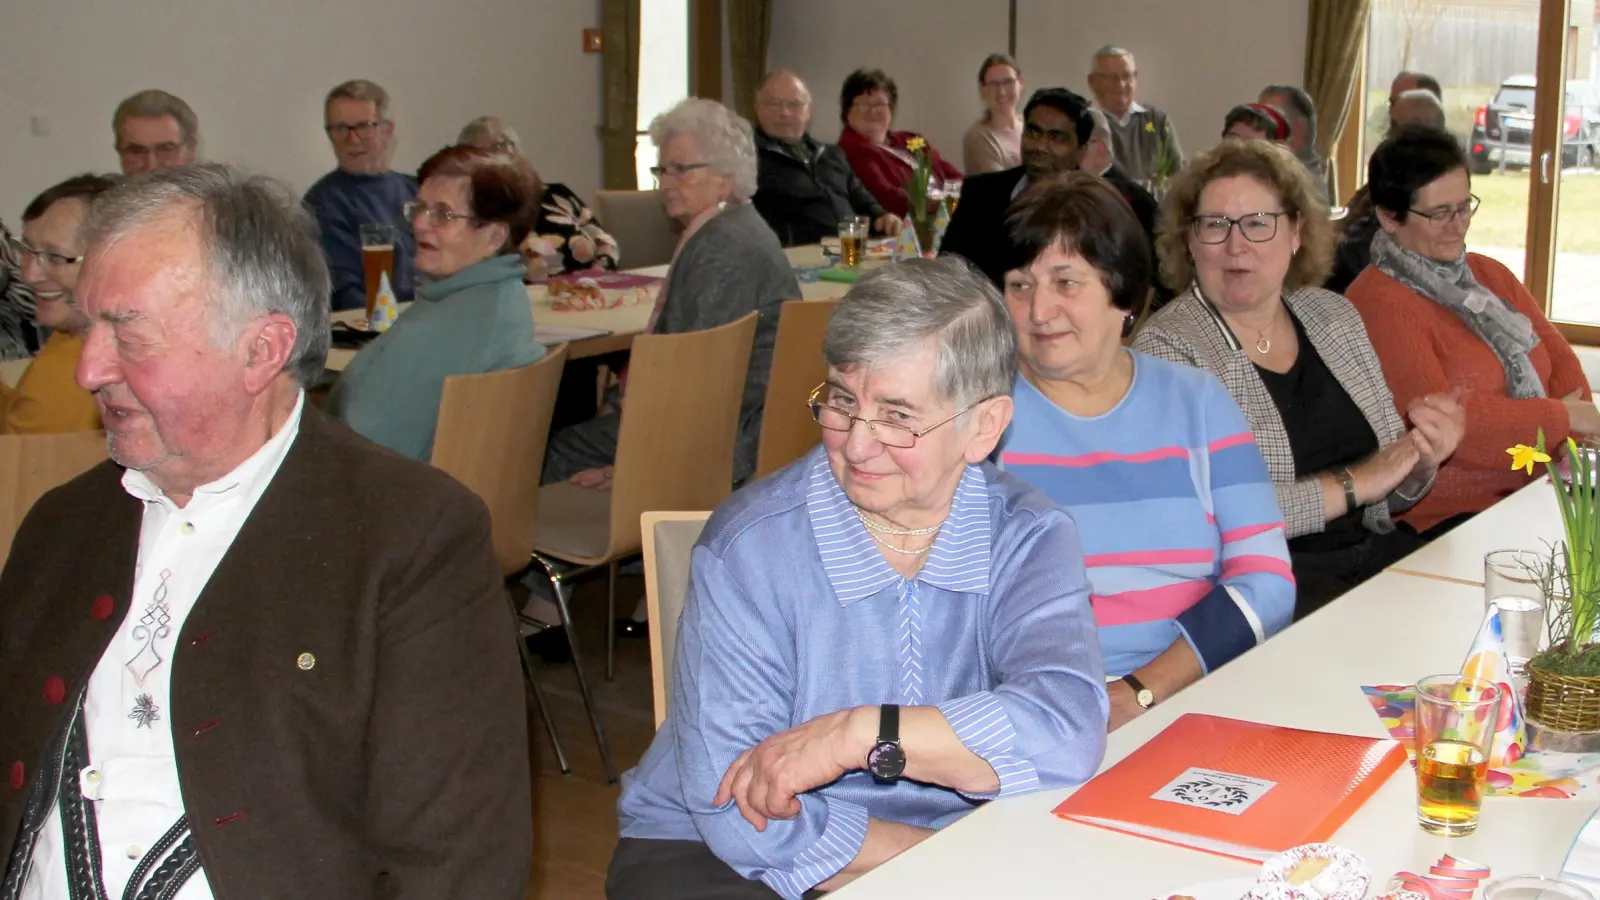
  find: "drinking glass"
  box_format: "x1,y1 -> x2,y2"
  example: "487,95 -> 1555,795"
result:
360,223 -> 397,317
838,217 -> 868,268
1414,674 -> 1503,837
943,178 -> 963,215
1484,549 -> 1549,675
1483,876 -> 1595,900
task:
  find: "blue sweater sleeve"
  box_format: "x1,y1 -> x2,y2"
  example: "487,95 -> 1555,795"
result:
305,179 -> 367,312
1173,378 -> 1296,672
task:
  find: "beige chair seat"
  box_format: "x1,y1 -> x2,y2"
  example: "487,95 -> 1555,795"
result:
533,481 -> 613,563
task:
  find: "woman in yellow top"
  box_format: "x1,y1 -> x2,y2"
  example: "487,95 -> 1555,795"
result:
5,174 -> 118,434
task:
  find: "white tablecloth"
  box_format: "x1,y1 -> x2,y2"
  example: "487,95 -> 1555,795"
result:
1390,479 -> 1564,586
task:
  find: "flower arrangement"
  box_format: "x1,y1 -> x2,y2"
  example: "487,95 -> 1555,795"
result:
1508,433 -> 1600,680
902,136 -> 938,252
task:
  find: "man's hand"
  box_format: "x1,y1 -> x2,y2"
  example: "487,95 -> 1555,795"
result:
873,213 -> 904,236
569,466 -> 615,491
714,707 -> 871,831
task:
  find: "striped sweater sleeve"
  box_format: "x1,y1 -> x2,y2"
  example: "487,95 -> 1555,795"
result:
1174,378 -> 1295,673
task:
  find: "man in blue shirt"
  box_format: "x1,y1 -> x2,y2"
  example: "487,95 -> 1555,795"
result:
607,259 -> 1109,900
303,79 -> 417,310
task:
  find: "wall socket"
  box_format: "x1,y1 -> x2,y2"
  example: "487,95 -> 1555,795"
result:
29,116 -> 51,137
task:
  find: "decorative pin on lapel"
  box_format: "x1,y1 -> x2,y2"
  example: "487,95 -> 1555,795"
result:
296,652 -> 316,671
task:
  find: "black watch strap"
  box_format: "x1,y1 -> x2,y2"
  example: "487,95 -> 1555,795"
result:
877,703 -> 899,743
1122,673 -> 1156,710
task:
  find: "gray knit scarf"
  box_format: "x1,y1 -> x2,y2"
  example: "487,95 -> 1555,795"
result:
1369,228 -> 1544,399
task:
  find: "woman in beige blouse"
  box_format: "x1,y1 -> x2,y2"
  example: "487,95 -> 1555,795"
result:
963,54 -> 1024,174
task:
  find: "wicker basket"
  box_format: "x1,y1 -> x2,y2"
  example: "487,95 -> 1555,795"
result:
1527,664 -> 1600,733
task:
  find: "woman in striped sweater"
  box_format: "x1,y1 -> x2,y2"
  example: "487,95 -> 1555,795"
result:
997,173 -> 1294,731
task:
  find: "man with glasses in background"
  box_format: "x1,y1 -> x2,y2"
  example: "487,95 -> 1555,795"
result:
750,70 -> 903,247
1086,46 -> 1185,186
304,79 -> 418,310
112,90 -> 200,176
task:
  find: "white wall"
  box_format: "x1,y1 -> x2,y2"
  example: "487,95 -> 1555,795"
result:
768,0 -> 1309,170
0,0 -> 603,224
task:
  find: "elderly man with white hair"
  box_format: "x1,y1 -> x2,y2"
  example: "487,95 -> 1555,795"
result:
1086,45 -> 1185,185
0,164 -> 531,897
544,97 -> 797,489
607,257 -> 1109,899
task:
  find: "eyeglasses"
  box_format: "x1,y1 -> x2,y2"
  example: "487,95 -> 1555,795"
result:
1189,212 -> 1290,245
808,384 -> 988,449
1408,194 -> 1480,225
9,239 -> 82,267
759,98 -> 808,112
852,99 -> 892,112
649,162 -> 710,182
116,141 -> 186,162
488,138 -> 518,152
983,77 -> 1019,90
324,121 -> 383,138
402,200 -> 479,225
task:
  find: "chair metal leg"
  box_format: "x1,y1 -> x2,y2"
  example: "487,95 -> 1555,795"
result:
535,555 -> 618,784
515,627 -> 571,775
605,560 -> 618,681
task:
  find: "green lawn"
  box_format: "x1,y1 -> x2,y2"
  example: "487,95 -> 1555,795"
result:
1470,170 -> 1600,254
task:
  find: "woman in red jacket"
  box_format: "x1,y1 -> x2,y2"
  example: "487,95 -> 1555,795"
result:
836,68 -> 962,218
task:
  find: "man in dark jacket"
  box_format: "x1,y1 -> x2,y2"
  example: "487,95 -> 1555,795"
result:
941,88 -> 1156,289
751,70 -> 903,247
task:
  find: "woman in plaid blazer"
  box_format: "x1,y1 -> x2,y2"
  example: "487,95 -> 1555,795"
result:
1134,140 -> 1465,617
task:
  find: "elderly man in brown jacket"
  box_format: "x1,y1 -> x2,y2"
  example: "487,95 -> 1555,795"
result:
0,164 -> 531,899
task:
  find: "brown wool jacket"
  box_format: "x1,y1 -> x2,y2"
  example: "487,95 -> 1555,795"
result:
0,406 -> 531,899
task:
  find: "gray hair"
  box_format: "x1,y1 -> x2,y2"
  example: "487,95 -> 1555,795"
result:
326,79 -> 392,121
458,115 -> 522,152
113,90 -> 200,147
81,163 -> 331,387
1086,106 -> 1112,143
1092,45 -> 1133,68
1262,84 -> 1318,146
1390,89 -> 1447,131
824,257 -> 1017,410
648,98 -> 759,200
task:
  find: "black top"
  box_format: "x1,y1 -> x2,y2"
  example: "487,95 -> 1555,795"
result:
1254,313 -> 1379,552
751,129 -> 886,247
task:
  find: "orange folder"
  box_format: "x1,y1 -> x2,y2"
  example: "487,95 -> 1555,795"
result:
1053,713 -> 1407,862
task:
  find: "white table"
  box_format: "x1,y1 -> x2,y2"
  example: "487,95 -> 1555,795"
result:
831,571 -> 1597,898
1389,479 -> 1564,586
323,245 -> 855,373
0,358 -> 27,389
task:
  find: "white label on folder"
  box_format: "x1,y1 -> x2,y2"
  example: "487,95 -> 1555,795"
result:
1150,767 -> 1276,816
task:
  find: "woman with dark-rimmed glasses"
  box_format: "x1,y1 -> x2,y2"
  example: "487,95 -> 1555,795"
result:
1345,124 -> 1595,536
1134,139 -> 1465,617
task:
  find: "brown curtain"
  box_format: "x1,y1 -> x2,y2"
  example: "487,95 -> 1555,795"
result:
601,0 -> 642,189
1303,0 -> 1372,161
727,0 -> 774,122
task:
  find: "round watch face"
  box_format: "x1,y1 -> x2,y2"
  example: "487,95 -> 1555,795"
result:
867,741 -> 906,779
1136,688 -> 1156,709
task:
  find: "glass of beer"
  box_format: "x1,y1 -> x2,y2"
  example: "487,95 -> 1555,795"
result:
1414,674 -> 1503,837
838,217 -> 868,268
360,223 -> 397,318
1483,549 -> 1549,676
943,178 -> 963,215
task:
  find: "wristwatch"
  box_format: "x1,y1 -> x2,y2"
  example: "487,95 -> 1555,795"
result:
1334,466 -> 1360,512
865,704 -> 906,783
1122,673 -> 1156,710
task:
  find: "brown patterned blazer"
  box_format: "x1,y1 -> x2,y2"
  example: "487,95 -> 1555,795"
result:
0,406 -> 531,899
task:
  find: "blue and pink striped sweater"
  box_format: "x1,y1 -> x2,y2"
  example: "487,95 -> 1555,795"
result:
1000,351 -> 1295,678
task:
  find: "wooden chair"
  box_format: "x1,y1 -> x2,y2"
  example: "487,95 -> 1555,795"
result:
594,190 -> 680,270
0,431 -> 109,567
640,511 -> 710,728
429,346 -> 577,775
754,299 -> 837,479
529,312 -> 757,781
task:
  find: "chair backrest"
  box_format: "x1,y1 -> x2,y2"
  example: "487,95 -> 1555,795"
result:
0,431 -> 109,567
641,510 -> 710,727
431,344 -> 570,576
755,299 -> 837,479
607,312 -> 757,558
594,190 -> 680,270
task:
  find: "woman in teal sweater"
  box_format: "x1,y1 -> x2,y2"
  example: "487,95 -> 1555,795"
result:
329,145 -> 547,460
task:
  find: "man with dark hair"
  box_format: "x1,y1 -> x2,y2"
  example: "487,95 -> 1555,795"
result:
1259,84 -> 1327,200
941,88 -> 1155,288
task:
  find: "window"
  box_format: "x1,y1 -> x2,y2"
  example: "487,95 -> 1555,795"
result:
636,0 -> 690,189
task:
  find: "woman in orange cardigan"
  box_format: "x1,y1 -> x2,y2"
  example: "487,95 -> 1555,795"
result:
1345,126 -> 1596,533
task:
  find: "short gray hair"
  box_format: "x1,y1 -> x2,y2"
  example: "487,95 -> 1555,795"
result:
326,79 -> 392,121
1092,45 -> 1133,68
113,90 -> 200,147
1390,89 -> 1447,131
824,257 -> 1017,410
1262,84 -> 1318,146
1086,107 -> 1112,143
648,98 -> 759,200
458,115 -> 522,152
82,163 -> 331,387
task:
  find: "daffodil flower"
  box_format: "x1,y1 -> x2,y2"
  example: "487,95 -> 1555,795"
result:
1145,121 -> 1155,133
906,136 -> 926,153
1507,443 -> 1551,475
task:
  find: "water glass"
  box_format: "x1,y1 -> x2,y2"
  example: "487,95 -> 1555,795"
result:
1484,549 -> 1549,675
1484,876 -> 1595,900
1414,674 -> 1503,837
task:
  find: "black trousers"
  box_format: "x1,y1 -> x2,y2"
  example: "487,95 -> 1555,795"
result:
607,838 -> 829,900
1290,526 -> 1427,619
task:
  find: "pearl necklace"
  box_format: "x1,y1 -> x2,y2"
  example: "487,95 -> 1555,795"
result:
865,528 -> 937,555
857,509 -> 944,536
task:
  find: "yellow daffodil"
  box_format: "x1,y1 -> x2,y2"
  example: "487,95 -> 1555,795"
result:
906,136 -> 926,153
1145,121 -> 1156,133
1507,443 -> 1551,475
